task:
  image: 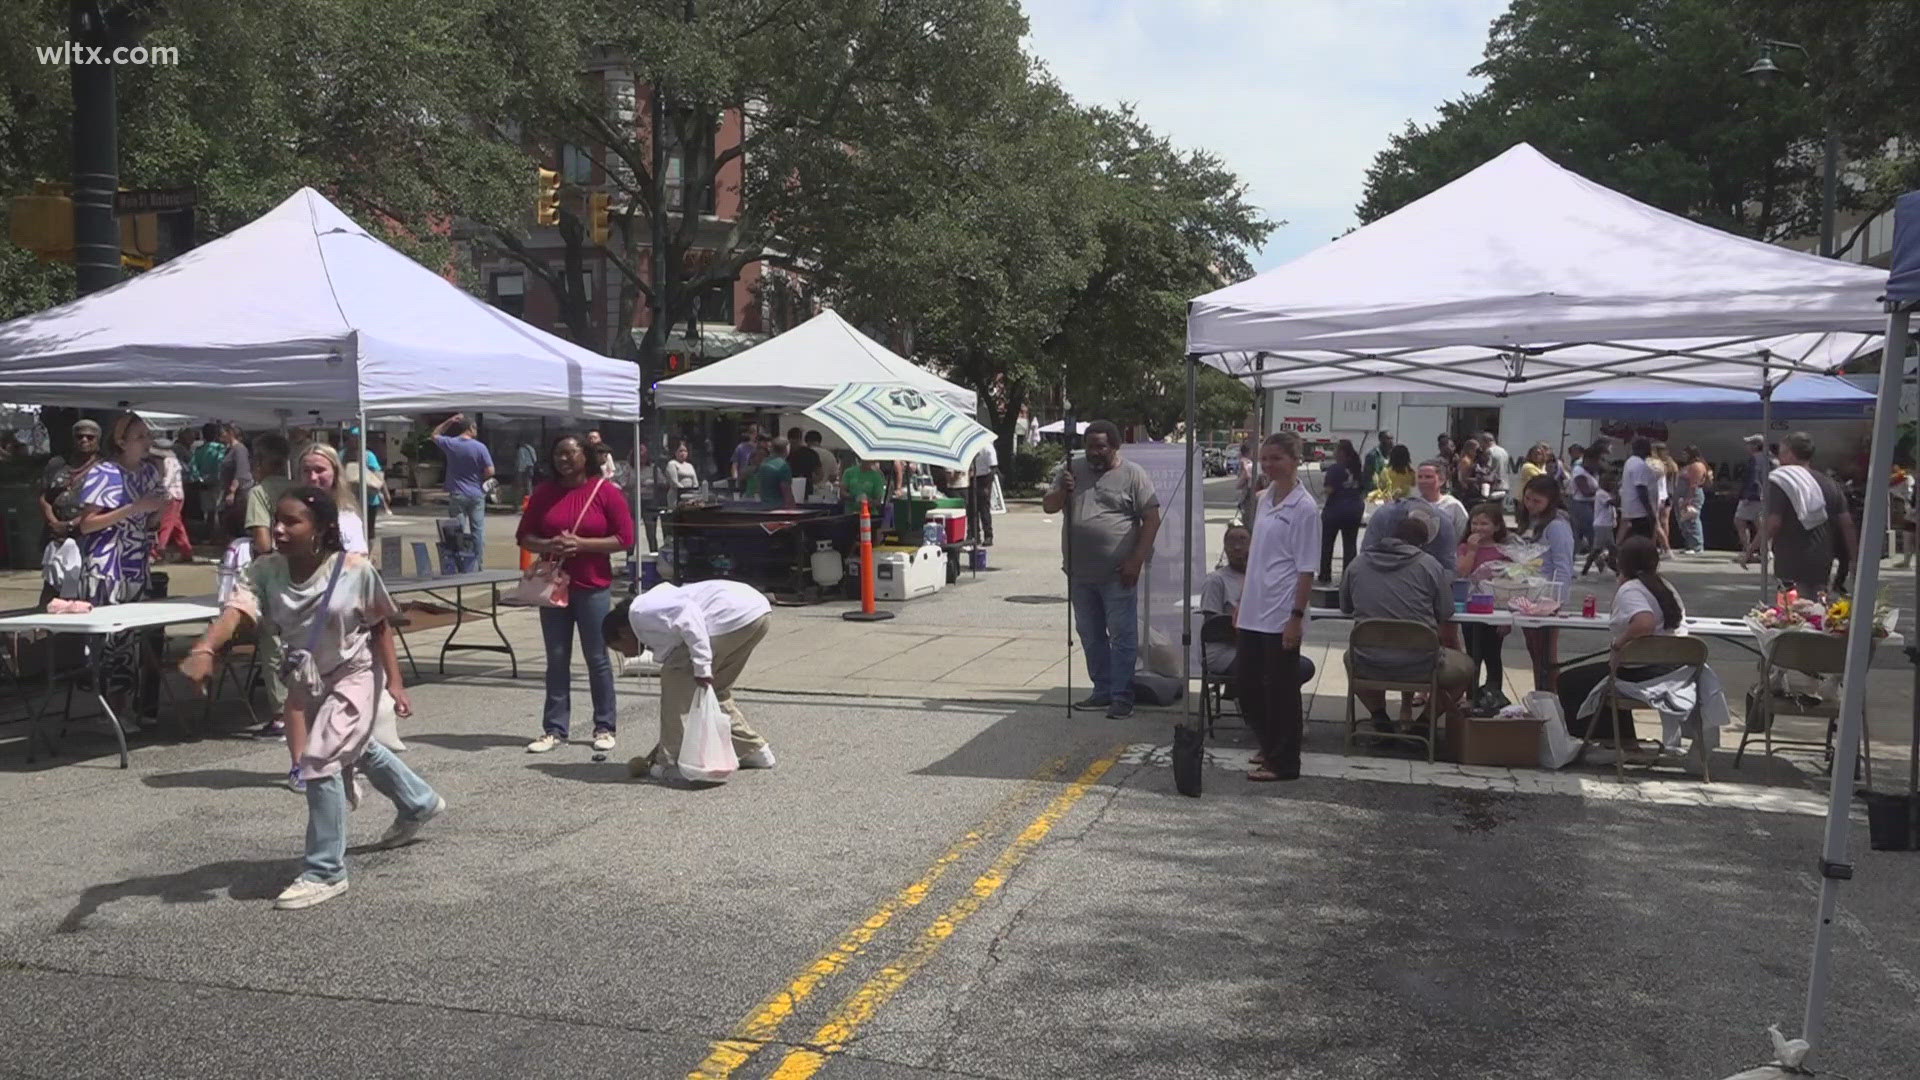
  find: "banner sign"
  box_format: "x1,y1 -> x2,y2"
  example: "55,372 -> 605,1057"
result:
1126,443 -> 1207,678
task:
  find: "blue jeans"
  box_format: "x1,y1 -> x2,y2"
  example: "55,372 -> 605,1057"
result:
301,741 -> 440,883
448,493 -> 486,571
1680,508 -> 1705,553
539,585 -> 617,738
1070,579 -> 1139,703
1570,500 -> 1595,554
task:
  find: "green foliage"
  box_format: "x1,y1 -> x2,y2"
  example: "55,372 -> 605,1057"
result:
1358,0 -> 1828,240
1,0 -> 535,311
1008,441 -> 1065,493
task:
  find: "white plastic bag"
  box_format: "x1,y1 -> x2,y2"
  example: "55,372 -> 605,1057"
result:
679,686 -> 739,783
371,691 -> 407,752
1529,690 -> 1581,769
41,538 -> 82,600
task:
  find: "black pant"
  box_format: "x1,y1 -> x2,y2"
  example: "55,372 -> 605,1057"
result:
1462,623 -> 1504,693
970,474 -> 995,541
1235,629 -> 1303,769
1557,662 -> 1679,745
1318,515 -> 1359,582
1624,516 -> 1655,540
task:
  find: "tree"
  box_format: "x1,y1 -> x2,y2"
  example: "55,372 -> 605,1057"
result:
1731,0 -> 1920,258
1357,0 -> 1829,240
469,0 -> 1034,377
0,0 -> 538,317
810,86 -> 1270,454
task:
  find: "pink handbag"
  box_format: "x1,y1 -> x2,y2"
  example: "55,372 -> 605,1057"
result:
507,479 -> 605,608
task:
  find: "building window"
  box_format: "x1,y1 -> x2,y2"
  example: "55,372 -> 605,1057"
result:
697,278 -> 734,326
561,143 -> 593,184
489,272 -> 526,318
663,111 -> 717,215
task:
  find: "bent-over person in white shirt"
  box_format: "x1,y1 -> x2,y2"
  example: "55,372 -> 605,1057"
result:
1237,432 -> 1320,782
605,580 -> 778,780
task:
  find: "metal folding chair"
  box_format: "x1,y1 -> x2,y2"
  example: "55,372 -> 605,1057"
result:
1736,630 -> 1868,784
1343,618 -> 1444,762
1588,634 -> 1712,781
1199,613 -> 1239,738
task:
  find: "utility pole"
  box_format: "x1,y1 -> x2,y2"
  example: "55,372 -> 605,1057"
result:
70,0 -> 136,297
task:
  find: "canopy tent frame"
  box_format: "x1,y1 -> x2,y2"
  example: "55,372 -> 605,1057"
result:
1203,332 -> 1878,397
1177,144 -> 1916,1068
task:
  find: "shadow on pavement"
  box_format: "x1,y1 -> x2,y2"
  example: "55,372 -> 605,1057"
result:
404,732 -> 532,752
525,761 -> 640,785
140,768 -> 274,791
58,857 -> 291,934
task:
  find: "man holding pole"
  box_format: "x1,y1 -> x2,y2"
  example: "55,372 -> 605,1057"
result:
1043,420 -> 1160,720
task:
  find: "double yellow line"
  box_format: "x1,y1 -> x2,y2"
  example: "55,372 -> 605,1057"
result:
688,747 -> 1124,1080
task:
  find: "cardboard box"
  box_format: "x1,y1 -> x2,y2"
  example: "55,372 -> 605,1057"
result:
1448,714 -> 1545,768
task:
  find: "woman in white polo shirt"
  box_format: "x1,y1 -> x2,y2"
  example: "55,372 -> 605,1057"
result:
1236,432 -> 1321,782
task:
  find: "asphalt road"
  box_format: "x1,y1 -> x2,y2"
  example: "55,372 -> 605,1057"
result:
3,490 -> 1919,1079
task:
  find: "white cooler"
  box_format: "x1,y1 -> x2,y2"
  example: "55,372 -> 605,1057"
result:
874,545 -> 945,601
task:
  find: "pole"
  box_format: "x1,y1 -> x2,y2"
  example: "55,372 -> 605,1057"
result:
1819,122 -> 1838,259
1064,414 -> 1077,718
1172,353 -> 1204,797
842,497 -> 892,623
1759,353 -> 1774,603
1799,302 -> 1911,1058
70,0 -> 121,297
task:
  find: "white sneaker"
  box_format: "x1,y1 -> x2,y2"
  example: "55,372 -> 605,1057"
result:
379,794 -> 446,849
274,877 -> 349,910
591,731 -> 617,752
739,746 -> 777,769
647,762 -> 686,786
525,733 -> 563,753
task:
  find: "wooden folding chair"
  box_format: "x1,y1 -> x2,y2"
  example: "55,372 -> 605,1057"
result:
1588,634 -> 1712,781
1343,619 -> 1443,762
1735,630 -> 1868,785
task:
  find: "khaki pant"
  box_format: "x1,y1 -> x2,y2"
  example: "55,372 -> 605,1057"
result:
639,614 -> 771,770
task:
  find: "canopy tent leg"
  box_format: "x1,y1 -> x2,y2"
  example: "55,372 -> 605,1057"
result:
1173,352 -> 1203,797
634,418 -> 647,566
1799,302 -> 1912,1060
357,411 -> 369,543
1759,355 -> 1774,603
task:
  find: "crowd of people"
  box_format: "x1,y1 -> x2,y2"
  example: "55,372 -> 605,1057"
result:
1186,420 -> 1873,780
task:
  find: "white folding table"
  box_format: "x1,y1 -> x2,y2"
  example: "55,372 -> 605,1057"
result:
0,601 -> 223,768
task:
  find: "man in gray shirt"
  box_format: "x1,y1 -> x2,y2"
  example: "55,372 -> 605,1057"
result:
1340,508 -> 1472,732
1043,420 -> 1161,719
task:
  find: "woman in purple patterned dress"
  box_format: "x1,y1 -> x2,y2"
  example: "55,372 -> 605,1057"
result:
74,412 -> 171,713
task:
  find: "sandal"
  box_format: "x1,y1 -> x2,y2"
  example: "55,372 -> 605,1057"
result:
1247,768 -> 1283,782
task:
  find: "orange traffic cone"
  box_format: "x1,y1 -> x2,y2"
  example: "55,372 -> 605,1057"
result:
843,497 -> 894,622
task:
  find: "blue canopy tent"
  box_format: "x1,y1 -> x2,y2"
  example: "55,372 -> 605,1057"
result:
1562,374 -> 1874,419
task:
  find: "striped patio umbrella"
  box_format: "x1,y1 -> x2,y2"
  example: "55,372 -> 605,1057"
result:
803,382 -> 993,472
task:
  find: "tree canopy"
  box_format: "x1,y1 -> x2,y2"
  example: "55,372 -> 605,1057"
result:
1356,0 -> 1881,244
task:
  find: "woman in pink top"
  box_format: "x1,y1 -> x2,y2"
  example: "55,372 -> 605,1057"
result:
1456,502 -> 1513,714
517,434 -> 635,754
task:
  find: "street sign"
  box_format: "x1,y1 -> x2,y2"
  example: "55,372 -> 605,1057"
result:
113,187 -> 196,214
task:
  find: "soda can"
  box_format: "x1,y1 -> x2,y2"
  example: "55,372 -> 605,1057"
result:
1582,593 -> 1597,619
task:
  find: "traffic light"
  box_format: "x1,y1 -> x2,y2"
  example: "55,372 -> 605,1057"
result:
535,167 -> 560,227
8,184 -> 74,261
589,191 -> 611,245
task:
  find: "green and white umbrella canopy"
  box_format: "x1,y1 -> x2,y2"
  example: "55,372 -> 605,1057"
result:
803,382 -> 992,473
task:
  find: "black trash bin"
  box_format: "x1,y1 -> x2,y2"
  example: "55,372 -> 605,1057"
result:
1864,792 -> 1916,851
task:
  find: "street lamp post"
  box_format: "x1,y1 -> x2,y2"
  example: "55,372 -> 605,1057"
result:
1745,39 -> 1837,259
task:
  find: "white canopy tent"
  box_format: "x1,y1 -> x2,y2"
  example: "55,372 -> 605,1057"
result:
1176,144 -> 1917,1068
654,308 -> 977,415
0,187 -> 640,426
1190,144 -> 1885,396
